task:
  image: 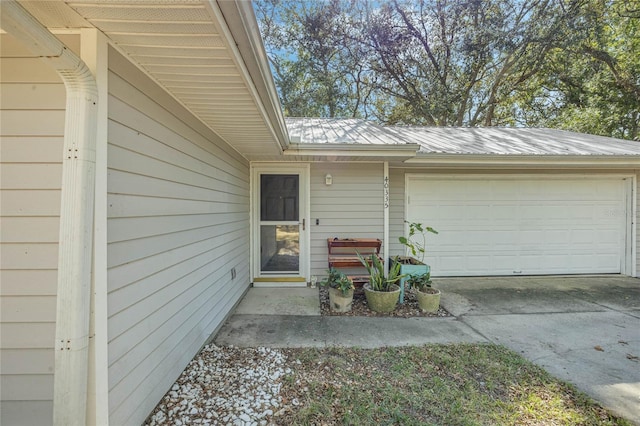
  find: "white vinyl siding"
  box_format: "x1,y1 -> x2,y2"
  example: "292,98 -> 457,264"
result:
106,48 -> 250,425
0,33 -> 78,426
309,163 -> 383,277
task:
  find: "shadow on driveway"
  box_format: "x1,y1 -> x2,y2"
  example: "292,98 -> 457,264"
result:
437,275 -> 640,424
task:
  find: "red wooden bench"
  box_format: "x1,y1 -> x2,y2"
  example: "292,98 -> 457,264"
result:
327,238 -> 383,287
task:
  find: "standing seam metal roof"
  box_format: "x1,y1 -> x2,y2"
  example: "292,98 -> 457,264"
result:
286,117 -> 404,145
285,117 -> 640,156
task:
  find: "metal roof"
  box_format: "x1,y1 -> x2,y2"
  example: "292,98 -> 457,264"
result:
16,0 -> 288,159
286,117 -> 404,145
286,118 -> 640,157
388,126 -> 640,156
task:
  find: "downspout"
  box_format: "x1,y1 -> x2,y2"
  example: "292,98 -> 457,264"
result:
0,2 -> 98,425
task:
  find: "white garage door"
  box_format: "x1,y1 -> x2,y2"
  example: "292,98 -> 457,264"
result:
406,176 -> 630,276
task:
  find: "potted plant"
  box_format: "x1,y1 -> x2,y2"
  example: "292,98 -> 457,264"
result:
357,253 -> 405,313
320,268 -> 354,313
406,270 -> 441,314
395,221 -> 438,303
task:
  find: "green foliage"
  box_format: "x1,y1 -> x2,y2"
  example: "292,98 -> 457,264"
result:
512,0 -> 640,140
406,271 -> 433,293
254,0 -> 375,118
398,221 -> 438,263
255,0 -> 639,140
320,268 -> 354,295
357,252 -> 405,292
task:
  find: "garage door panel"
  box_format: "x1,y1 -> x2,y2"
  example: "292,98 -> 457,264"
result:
596,254 -> 620,270
407,176 -> 627,276
546,230 -> 570,244
493,230 -> 519,245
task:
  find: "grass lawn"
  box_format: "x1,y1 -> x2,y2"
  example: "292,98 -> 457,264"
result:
277,344 -> 630,425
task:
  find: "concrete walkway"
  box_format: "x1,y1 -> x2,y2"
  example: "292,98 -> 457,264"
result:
215,276 -> 640,424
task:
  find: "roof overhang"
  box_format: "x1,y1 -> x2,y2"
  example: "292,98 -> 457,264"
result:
405,153 -> 640,169
13,0 -> 289,159
282,143 -> 420,162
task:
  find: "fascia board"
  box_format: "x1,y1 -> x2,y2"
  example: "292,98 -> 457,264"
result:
406,153 -> 640,169
284,143 -> 420,158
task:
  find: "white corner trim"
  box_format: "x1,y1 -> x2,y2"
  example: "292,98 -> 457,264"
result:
1,2 -> 98,425
383,162 -> 390,276
81,27 -> 110,426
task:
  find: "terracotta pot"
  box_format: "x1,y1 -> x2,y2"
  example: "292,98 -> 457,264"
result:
364,284 -> 400,313
416,287 -> 441,313
328,287 -> 354,313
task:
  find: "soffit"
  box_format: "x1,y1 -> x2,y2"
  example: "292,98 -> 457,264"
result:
18,0 -> 285,158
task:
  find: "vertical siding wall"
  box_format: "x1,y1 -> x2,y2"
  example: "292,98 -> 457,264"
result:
106,48 -> 250,425
309,163 -> 383,277
0,34 -> 78,426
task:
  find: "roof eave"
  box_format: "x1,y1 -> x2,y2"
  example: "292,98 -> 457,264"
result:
284,143 -> 420,159
406,153 -> 640,169
213,0 -> 289,152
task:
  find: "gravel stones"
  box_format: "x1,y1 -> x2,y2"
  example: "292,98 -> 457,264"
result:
145,345 -> 291,426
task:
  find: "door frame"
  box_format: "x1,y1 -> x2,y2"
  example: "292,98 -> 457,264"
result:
250,163 -> 310,287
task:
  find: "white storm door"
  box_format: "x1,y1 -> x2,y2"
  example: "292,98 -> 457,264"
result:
253,165 -> 309,285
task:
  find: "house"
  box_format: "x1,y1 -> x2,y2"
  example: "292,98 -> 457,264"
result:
1,1 -> 638,425
286,118 -> 640,278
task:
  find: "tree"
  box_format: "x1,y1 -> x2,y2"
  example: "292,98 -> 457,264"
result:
255,0 -> 640,140
360,0 -> 592,126
255,0 -> 376,118
520,0 -> 640,140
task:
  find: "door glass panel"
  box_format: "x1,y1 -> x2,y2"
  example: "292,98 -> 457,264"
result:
261,175 -> 299,221
259,173 -> 301,274
260,225 -> 300,272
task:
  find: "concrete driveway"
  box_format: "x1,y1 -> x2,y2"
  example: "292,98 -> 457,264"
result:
215,275 -> 640,423
437,275 -> 640,424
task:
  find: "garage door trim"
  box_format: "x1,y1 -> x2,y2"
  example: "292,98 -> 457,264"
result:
405,173 -> 635,277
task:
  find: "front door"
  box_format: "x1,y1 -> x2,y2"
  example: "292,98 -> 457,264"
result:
253,165 -> 309,287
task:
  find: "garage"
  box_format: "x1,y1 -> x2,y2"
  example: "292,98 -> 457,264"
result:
406,175 -> 632,276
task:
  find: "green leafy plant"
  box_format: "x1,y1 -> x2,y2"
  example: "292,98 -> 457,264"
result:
406,271 -> 433,292
357,252 -> 405,292
320,268 -> 354,295
398,221 -> 438,263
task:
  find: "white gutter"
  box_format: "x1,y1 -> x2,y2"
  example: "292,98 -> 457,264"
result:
0,2 -> 97,425
405,153 -> 640,168
285,143 -> 421,158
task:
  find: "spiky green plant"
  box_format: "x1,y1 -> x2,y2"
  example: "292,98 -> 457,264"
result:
357,252 -> 405,292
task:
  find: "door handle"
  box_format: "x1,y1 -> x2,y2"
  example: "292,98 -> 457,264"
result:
301,218 -> 305,231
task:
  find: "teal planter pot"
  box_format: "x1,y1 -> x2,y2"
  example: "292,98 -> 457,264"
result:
391,257 -> 430,304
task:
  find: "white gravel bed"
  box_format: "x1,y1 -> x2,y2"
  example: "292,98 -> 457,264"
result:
144,345 -> 295,426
